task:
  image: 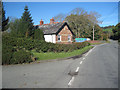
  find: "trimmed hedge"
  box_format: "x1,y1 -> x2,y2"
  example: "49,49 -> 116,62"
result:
3,35 -> 90,53
11,50 -> 32,64
2,48 -> 32,65
2,35 -> 90,65
2,35 -> 33,65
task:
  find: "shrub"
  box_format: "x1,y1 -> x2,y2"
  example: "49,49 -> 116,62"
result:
47,43 -> 55,52
2,35 -> 33,65
2,34 -> 90,65
118,39 -> 120,42
11,50 -> 32,64
2,44 -> 15,65
35,41 -> 90,53
2,35 -> 17,46
34,29 -> 45,41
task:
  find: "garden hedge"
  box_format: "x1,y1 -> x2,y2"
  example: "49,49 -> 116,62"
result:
2,35 -> 90,65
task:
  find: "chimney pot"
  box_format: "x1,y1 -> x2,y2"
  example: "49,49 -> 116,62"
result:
50,17 -> 54,24
40,19 -> 44,25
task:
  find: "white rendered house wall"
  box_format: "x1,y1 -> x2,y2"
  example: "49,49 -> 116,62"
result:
44,34 -> 56,43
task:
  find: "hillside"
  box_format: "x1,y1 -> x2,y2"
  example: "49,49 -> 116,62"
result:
103,28 -> 113,32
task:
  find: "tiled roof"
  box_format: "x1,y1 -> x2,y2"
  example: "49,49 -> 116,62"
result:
38,22 -> 65,35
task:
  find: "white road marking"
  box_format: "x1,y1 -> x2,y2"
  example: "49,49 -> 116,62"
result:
68,76 -> 75,86
89,49 -> 92,53
68,46 -> 97,87
80,61 -> 82,64
83,58 -> 85,60
85,53 -> 89,56
93,46 -> 96,49
75,67 -> 79,72
85,47 -> 95,57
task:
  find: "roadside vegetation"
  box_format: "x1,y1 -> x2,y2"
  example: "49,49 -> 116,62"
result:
90,42 -> 103,45
2,4 -> 114,65
88,40 -> 110,45
101,24 -> 120,44
54,8 -> 108,41
2,5 -> 90,65
111,23 -> 120,43
2,34 -> 90,65
32,46 -> 93,61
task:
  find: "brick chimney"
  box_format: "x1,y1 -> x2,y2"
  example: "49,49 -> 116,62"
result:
40,19 -> 44,25
50,17 -> 54,24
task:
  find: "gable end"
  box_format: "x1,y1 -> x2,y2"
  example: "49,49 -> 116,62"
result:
56,22 -> 75,36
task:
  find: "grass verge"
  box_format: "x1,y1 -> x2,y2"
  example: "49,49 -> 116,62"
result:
90,40 -> 110,45
31,46 -> 93,61
90,43 -> 103,45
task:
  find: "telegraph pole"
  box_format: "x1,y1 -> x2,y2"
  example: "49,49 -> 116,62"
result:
93,25 -> 94,41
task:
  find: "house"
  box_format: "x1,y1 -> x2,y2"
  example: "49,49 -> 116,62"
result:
35,18 -> 75,44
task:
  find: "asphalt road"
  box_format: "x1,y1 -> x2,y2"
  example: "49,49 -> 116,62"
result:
2,40 -> 118,88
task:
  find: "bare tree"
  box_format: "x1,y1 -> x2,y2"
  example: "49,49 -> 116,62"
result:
69,8 -> 87,15
53,13 -> 66,22
88,11 -> 102,40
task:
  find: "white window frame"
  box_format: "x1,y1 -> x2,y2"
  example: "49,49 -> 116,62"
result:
57,35 -> 61,42
68,35 -> 71,42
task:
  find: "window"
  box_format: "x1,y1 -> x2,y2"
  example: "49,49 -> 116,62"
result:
68,35 -> 71,42
58,35 -> 61,42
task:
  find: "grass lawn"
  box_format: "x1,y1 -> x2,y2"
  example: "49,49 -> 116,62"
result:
31,46 -> 93,61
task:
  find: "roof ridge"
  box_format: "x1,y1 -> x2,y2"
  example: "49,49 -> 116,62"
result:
38,22 -> 65,35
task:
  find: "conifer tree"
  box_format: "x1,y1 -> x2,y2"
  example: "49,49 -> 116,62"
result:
34,29 -> 45,40
21,5 -> 34,37
2,2 -> 9,31
0,2 -> 2,30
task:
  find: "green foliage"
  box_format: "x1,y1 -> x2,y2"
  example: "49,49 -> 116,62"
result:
2,2 -> 9,31
102,34 -> 108,41
101,25 -> 114,30
103,28 -> 113,32
2,5 -> 91,65
11,50 -> 32,64
102,25 -> 114,39
10,19 -> 22,37
118,39 -> 120,44
2,45 -> 15,65
34,29 -> 45,40
65,14 -> 92,38
9,6 -> 34,38
21,5 -> 34,37
2,31 -> 91,65
2,34 -> 33,65
65,14 -> 102,40
35,41 -> 90,53
111,23 -> 120,41
32,46 -> 93,61
3,33 -> 90,53
2,31 -> 90,65
2,46 -> 32,65
93,25 -> 103,40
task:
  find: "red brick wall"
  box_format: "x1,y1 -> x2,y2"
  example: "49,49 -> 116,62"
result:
56,25 -> 73,44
